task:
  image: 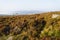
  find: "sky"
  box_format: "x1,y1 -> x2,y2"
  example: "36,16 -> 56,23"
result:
0,0 -> 60,14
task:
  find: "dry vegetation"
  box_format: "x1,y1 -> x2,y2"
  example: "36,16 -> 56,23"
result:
0,11 -> 60,40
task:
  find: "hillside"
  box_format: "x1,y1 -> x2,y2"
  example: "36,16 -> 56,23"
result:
0,11 -> 60,40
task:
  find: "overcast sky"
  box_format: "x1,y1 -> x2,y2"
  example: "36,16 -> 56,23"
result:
0,0 -> 60,14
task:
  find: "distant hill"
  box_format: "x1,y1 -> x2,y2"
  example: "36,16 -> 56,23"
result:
10,10 -> 43,15
0,10 -> 43,15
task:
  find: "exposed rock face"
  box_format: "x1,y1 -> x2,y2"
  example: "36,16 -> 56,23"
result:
7,36 -> 13,40
13,26 -> 21,35
52,14 -> 59,18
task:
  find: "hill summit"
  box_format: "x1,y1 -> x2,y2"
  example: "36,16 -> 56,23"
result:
0,11 -> 60,40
